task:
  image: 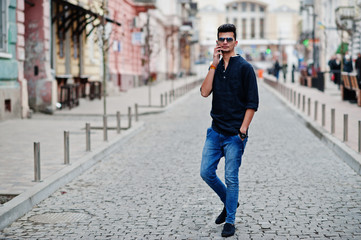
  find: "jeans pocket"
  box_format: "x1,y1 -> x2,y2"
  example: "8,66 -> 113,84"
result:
206,127 -> 212,136
236,135 -> 247,147
241,136 -> 248,148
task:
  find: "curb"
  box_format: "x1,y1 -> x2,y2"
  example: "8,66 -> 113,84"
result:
0,121 -> 145,230
262,79 -> 361,176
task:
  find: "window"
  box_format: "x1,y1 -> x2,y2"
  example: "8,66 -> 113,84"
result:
233,18 -> 237,27
232,3 -> 238,11
260,6 -> 264,12
242,3 -> 247,11
251,18 -> 255,38
242,18 -> 246,39
260,18 -> 264,38
251,3 -> 255,12
0,0 -> 7,52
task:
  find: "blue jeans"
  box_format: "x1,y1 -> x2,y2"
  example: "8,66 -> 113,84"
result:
200,127 -> 247,224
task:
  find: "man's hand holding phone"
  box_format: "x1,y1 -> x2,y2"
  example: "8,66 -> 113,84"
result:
212,43 -> 222,67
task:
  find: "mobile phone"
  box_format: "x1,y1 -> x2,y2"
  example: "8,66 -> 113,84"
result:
216,41 -> 222,59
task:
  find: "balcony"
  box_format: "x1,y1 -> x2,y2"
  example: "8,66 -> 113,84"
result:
335,6 -> 355,34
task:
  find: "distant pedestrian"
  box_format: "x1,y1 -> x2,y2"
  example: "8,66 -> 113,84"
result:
282,63 -> 288,82
343,54 -> 353,73
328,55 -> 341,85
273,59 -> 281,81
282,51 -> 288,82
355,53 -> 361,84
292,64 -> 296,83
200,23 -> 259,238
328,55 -> 336,81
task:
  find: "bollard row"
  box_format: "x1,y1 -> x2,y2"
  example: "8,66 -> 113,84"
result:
268,81 -> 361,153
161,79 -> 203,107
31,78 -> 203,183
32,108 -> 137,182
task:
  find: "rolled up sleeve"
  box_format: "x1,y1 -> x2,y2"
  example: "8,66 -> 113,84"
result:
245,67 -> 259,111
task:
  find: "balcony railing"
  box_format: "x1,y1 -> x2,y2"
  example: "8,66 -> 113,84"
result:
335,6 -> 355,33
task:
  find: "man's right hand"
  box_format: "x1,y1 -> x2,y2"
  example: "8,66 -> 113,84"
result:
212,45 -> 222,67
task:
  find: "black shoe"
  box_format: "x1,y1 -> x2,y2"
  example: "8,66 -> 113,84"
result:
215,207 -> 227,224
215,202 -> 240,225
221,223 -> 235,237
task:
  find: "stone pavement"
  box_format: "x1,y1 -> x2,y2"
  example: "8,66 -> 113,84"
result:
0,73 -> 204,195
1,81 -> 361,239
256,62 -> 361,154
258,67 -> 361,175
0,68 -> 205,230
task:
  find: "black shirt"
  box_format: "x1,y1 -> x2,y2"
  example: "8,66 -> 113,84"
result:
211,55 -> 259,136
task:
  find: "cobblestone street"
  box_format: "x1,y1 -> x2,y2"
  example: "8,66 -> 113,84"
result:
1,83 -> 361,239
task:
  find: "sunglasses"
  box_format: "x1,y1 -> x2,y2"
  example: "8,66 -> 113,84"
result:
218,37 -> 234,43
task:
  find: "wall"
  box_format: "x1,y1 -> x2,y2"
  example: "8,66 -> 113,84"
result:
0,0 -> 21,121
16,0 -> 30,118
25,0 -> 55,113
108,0 -> 142,92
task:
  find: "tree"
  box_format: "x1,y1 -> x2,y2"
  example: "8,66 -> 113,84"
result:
143,11 -> 162,106
89,0 -> 120,116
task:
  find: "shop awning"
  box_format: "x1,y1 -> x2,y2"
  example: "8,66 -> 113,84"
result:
52,0 -> 121,38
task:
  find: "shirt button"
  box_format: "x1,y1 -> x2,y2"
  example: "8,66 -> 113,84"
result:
223,76 -> 226,79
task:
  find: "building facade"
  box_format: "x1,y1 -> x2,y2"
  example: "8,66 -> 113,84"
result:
26,0 -> 54,113
0,0 -> 198,121
108,0 -> 156,92
0,0 -> 30,120
196,0 -> 300,65
299,0 -> 361,73
225,0 -> 268,60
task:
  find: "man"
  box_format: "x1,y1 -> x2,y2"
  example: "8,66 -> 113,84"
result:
200,24 -> 259,237
273,59 -> 281,81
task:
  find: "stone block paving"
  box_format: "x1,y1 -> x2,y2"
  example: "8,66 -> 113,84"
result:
0,71 -> 205,195
283,77 -> 361,153
1,82 -> 361,239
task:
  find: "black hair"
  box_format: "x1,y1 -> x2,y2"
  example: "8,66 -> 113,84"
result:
217,24 -> 237,40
